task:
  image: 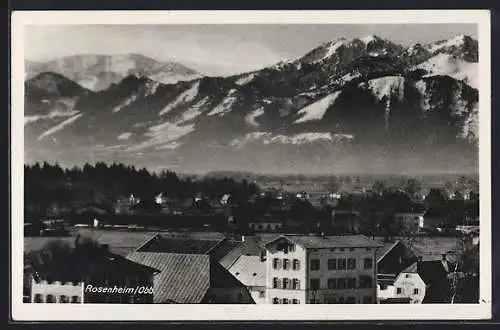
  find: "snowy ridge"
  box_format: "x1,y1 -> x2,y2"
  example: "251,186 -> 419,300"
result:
25,110 -> 80,125
112,94 -> 138,113
38,113 -> 83,140
244,107 -> 265,127
294,91 -> 342,123
366,76 -> 405,102
235,73 -> 255,86
158,81 -> 200,116
149,72 -> 201,85
426,34 -> 468,53
127,120 -> 194,151
415,53 -> 478,89
117,132 -> 132,140
230,132 -> 354,147
207,89 -> 238,116
316,38 -> 347,63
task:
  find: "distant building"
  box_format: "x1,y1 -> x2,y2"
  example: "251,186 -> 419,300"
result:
114,194 -> 140,215
248,214 -> 283,232
394,212 -> 425,232
28,244 -> 160,303
264,234 -> 381,304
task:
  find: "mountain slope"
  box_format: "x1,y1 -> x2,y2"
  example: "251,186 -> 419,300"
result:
24,34 -> 480,174
25,54 -> 202,91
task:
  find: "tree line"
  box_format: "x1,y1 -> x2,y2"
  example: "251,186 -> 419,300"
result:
25,162 -> 260,215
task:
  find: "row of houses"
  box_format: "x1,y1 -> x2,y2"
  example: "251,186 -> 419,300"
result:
24,230 -> 479,304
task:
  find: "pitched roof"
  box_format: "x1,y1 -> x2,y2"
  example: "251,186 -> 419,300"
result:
218,236 -> 266,269
127,251 -> 248,303
401,260 -> 450,285
228,255 -> 266,287
31,247 -> 160,282
135,234 -> 225,254
265,234 -> 382,249
375,240 -> 401,263
127,252 -> 211,303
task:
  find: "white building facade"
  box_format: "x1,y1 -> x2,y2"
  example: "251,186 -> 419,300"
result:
264,235 -> 380,304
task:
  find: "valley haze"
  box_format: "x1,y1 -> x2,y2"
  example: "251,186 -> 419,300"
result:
24,25 -> 479,176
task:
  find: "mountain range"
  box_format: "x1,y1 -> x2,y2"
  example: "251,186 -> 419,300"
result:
24,34 -> 480,175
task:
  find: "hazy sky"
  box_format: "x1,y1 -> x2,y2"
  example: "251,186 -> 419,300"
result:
24,24 -> 477,76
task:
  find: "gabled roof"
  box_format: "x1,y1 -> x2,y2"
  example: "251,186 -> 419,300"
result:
265,234 -> 382,249
228,255 -> 266,287
218,236 -> 265,269
127,251 -> 247,303
401,260 -> 450,285
375,240 -> 401,263
127,252 -> 211,303
31,247 -> 160,282
135,234 -> 225,254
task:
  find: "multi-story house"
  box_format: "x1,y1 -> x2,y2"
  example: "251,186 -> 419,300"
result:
264,234 -> 381,304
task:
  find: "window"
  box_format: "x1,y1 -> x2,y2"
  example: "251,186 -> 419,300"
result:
272,297 -> 279,304
359,276 -> 373,289
292,299 -> 299,304
347,258 -> 356,269
289,244 -> 296,252
310,259 -> 320,271
292,279 -> 300,290
273,258 -> 281,269
292,259 -> 300,270
309,298 -> 320,304
327,278 -> 337,289
282,298 -> 289,304
46,295 -> 55,303
396,288 -> 402,294
259,224 -> 263,230
338,258 -> 347,270
347,277 -> 356,289
34,294 -> 43,303
364,258 -> 373,269
272,277 -> 281,289
349,248 -> 355,251
238,293 -> 243,302
283,259 -> 290,270
363,296 -> 372,304
337,278 -> 346,289
366,248 -> 371,251
267,224 -> 272,230
339,248 -> 345,252
413,288 -> 419,295
325,297 -> 337,304
338,297 -> 345,304
224,293 -> 230,302
259,291 -> 265,298
283,278 -> 290,289
59,295 -> 69,303
310,279 -> 320,290
328,259 -> 337,270
71,296 -> 80,303
346,297 -> 356,304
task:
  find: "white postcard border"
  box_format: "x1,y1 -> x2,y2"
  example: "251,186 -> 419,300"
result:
11,9 -> 492,321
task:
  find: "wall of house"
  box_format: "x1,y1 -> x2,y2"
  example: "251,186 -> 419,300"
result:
377,283 -> 396,302
249,286 -> 267,304
395,213 -> 423,231
266,239 -> 307,304
31,279 -> 84,303
306,247 -> 377,304
393,272 -> 426,304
